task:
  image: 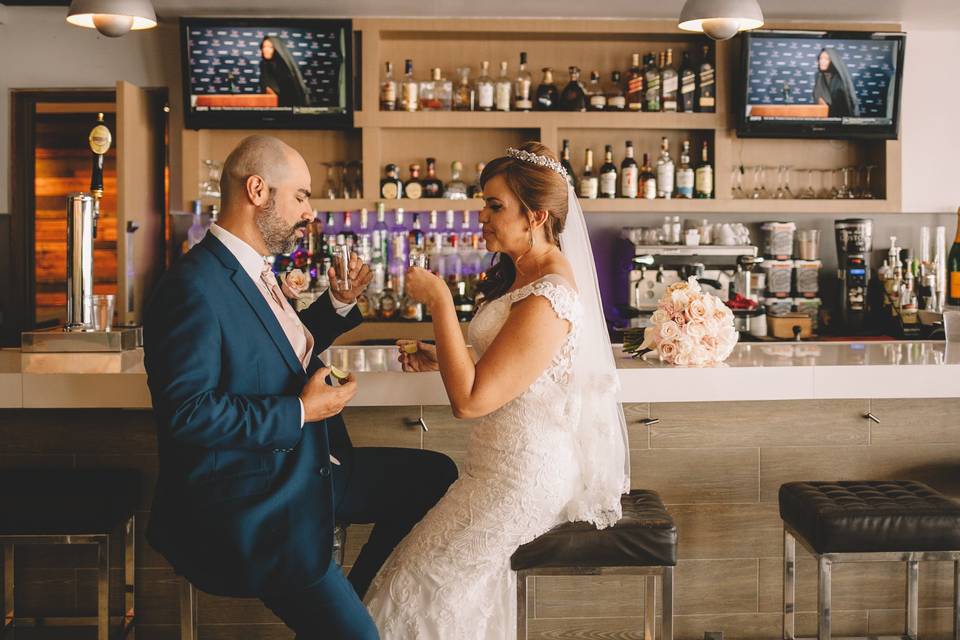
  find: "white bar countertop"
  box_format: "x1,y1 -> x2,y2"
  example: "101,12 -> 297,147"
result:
1,341 -> 958,409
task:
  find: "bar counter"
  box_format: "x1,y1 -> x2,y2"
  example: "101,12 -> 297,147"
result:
2,340 -> 958,408
2,341 -> 959,638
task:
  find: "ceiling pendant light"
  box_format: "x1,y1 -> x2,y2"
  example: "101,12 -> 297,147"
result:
678,0 -> 764,41
66,0 -> 157,37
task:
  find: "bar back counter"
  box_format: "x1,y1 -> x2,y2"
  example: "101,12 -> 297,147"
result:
1,341 -> 958,638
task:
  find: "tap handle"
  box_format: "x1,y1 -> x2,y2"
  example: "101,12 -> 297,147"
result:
88,112 -> 112,203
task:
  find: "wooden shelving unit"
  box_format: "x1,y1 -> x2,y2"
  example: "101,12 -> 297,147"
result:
178,18 -> 903,216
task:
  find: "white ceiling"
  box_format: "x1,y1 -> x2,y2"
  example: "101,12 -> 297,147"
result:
151,0 -> 960,28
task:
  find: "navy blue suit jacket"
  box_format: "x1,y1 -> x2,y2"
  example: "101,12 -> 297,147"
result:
143,232 -> 362,596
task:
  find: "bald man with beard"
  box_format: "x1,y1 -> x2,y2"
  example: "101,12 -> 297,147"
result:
143,135 -> 457,639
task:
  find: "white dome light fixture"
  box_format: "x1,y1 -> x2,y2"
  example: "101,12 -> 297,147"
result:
678,0 -> 764,41
66,0 -> 157,37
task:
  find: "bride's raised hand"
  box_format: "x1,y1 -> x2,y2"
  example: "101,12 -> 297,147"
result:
403,266 -> 448,309
396,340 -> 439,372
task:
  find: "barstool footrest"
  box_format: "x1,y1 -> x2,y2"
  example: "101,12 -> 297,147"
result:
792,636 -> 916,640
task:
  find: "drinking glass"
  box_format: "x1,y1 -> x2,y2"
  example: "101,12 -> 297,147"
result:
862,165 -> 876,199
199,160 -> 223,199
799,168 -> 817,199
89,294 -> 115,331
835,167 -> 852,199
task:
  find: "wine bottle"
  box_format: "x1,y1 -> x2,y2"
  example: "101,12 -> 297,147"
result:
620,140 -> 639,199
560,66 -> 587,112
560,139 -> 577,189
587,71 -> 606,111
640,152 -> 657,200
625,53 -> 644,112
695,140 -> 714,199
514,52 -> 534,111
948,207 -> 960,306
656,137 -> 674,199
599,145 -> 617,198
579,149 -> 598,199
535,67 -> 560,111
676,140 -> 694,199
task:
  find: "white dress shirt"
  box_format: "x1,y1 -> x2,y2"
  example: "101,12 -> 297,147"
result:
208,223 -> 355,433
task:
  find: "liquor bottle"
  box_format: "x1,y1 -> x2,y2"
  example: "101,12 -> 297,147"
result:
606,71 -> 626,111
476,61 -> 495,111
535,67 -> 560,111
380,163 -> 403,199
514,52 -> 533,111
560,66 -> 587,112
694,140 -> 714,199
625,53 -> 644,112
578,149 -> 598,199
656,137 -> 675,199
341,210 -> 357,247
599,145 -> 618,198
679,51 -> 696,112
661,48 -> 678,112
408,213 -> 425,253
371,202 -> 389,293
404,164 -> 423,199
453,67 -> 473,111
422,157 -> 444,198
560,139 -> 577,190
452,280 -> 475,321
643,53 -> 662,112
380,61 -> 397,111
495,61 -> 512,112
444,160 -> 469,199
620,140 -> 639,199
431,68 -> 453,110
425,210 -> 440,256
640,152 -> 657,200
587,71 -> 606,111
676,140 -> 694,199
378,274 -> 399,320
401,59 -> 418,112
418,69 -> 437,111
468,162 -> 486,198
697,45 -> 716,113
948,207 -> 960,306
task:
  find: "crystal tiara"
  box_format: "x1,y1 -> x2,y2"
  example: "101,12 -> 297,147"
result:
506,147 -> 569,180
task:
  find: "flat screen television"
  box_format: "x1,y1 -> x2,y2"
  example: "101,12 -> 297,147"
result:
737,30 -> 906,139
180,18 -> 353,129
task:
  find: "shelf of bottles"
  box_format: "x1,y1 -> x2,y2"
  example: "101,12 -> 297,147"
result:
376,43 -> 718,121
270,203 -> 489,323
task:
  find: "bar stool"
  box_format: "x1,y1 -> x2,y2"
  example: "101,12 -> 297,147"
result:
0,468 -> 140,640
511,490 -> 677,640
779,480 -> 960,640
179,523 -> 349,640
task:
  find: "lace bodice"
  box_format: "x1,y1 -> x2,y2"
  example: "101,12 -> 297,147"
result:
468,273 -> 582,392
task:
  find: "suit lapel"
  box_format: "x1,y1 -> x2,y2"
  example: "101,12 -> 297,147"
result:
201,233 -> 306,380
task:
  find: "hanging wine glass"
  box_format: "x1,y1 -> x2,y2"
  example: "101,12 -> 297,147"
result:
318,162 -> 333,199
862,165 -> 876,199
731,165 -> 745,199
749,165 -> 762,199
830,168 -> 843,199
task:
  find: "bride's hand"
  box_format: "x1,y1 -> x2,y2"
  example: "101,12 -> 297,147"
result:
396,340 -> 439,372
404,267 -> 448,309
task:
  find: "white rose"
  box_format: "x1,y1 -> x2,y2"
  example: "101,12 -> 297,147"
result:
650,309 -> 670,326
673,351 -> 691,367
686,298 -> 708,322
659,320 -> 682,342
676,335 -> 695,355
686,276 -> 702,293
670,289 -> 690,308
685,320 -> 707,339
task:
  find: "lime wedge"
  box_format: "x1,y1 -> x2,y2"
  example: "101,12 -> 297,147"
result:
402,343 -> 419,355
330,366 -> 349,380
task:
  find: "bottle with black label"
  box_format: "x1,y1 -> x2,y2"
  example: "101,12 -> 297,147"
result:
644,53 -> 661,112
380,163 -> 403,199
535,67 -> 560,111
606,71 -> 626,111
599,145 -> 618,198
620,140 -> 638,199
587,71 -> 607,111
695,140 -> 714,199
697,44 -> 716,113
560,66 -> 587,112
676,140 -> 694,199
560,139 -> 577,189
422,158 -> 444,198
679,51 -> 696,112
625,53 -> 644,112
578,149 -> 598,199
404,164 -> 423,199
661,48 -> 678,112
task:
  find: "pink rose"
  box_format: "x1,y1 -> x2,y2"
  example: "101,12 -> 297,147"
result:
650,309 -> 670,326
281,269 -> 309,299
673,351 -> 691,367
686,298 -> 708,322
659,320 -> 681,342
685,320 -> 707,339
658,340 -> 678,362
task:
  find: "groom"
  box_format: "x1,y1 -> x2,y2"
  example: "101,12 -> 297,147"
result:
143,135 -> 457,638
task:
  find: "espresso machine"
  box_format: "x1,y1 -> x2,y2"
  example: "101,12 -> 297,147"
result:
21,113 -> 139,353
616,228 -> 760,328
834,218 -> 873,332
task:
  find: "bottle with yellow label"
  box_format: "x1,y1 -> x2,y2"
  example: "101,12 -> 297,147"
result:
948,206 -> 960,306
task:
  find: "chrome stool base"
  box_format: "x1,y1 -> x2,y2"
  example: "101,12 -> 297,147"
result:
783,526 -> 960,640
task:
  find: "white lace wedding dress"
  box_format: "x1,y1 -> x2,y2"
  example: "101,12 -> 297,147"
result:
364,273 -> 584,639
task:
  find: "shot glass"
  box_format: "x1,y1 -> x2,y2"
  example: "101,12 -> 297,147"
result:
332,244 -> 351,291
90,294 -> 115,331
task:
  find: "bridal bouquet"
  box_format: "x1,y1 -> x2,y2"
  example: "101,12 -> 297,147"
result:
623,277 -> 738,367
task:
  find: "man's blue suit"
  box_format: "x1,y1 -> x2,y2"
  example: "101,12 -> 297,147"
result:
143,232 -> 457,638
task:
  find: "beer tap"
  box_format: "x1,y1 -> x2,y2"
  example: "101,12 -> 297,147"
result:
88,112 -> 112,239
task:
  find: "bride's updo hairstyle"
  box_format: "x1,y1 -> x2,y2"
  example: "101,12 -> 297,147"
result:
476,141 -> 569,303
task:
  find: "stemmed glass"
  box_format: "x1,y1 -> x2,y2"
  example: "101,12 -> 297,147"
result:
817,169 -> 833,199
731,165 -> 745,199
750,165 -> 769,199
835,167 -> 853,199
199,159 -> 223,199
799,168 -> 817,199
775,165 -> 793,199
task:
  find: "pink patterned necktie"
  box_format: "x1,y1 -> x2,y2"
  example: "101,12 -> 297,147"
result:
259,264 -> 314,370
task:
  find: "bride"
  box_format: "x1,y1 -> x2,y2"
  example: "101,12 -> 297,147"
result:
364,141 -> 630,638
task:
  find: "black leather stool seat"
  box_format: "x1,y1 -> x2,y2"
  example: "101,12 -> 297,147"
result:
0,469 -> 140,535
779,480 -> 960,554
511,490 -> 677,571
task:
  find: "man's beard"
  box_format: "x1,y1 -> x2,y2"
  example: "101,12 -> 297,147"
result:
255,190 -> 301,255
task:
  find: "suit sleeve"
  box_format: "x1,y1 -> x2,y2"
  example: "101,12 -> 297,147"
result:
143,274 -> 303,451
297,290 -> 363,353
